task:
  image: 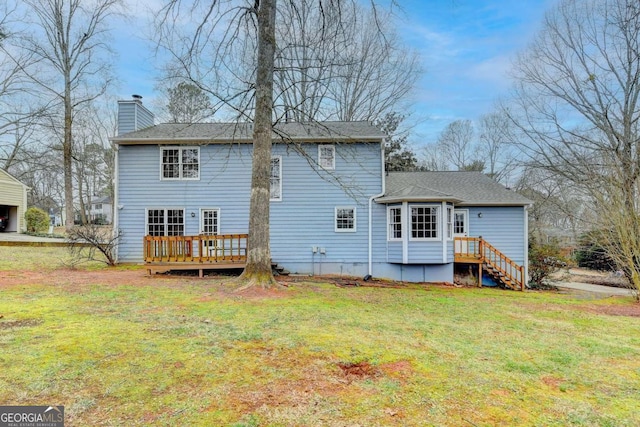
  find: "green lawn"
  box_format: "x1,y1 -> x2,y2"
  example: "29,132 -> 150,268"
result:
1,247 -> 639,426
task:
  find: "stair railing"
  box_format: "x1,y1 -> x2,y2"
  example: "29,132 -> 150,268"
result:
454,237 -> 525,290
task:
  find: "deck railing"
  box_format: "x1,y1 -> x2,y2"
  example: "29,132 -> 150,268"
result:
143,234 -> 248,264
454,237 -> 525,290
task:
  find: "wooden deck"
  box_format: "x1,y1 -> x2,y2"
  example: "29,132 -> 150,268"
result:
144,234 -> 247,277
142,234 -> 524,289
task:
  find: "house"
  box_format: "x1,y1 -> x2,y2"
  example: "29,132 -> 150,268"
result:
89,196 -> 113,224
0,169 -> 28,233
111,96 -> 531,288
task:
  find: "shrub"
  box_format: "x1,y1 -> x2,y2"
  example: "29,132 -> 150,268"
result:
574,231 -> 617,271
529,241 -> 566,289
24,207 -> 50,233
66,224 -> 121,266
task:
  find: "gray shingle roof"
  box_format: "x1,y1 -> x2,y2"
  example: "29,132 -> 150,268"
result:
92,196 -> 112,204
111,121 -> 386,144
379,171 -> 532,206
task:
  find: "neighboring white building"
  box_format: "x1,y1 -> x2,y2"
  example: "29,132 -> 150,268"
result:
89,196 -> 113,224
0,169 -> 28,232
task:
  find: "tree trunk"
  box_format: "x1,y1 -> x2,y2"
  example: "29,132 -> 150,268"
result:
238,0 -> 278,288
64,86 -> 74,232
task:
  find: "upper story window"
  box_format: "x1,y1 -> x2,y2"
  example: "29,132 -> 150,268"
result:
411,205 -> 439,240
388,206 -> 402,241
270,156 -> 282,201
318,144 -> 335,170
161,147 -> 199,180
335,207 -> 356,232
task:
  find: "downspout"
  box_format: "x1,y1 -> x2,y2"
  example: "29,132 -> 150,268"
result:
368,139 -> 387,278
112,145 -> 120,262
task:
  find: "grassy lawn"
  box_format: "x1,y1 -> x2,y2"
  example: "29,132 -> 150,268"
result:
1,247 -> 639,426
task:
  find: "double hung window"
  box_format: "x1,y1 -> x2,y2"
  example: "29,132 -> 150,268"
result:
388,207 -> 402,240
318,145 -> 335,170
270,156 -> 282,201
161,147 -> 199,180
335,207 -> 356,232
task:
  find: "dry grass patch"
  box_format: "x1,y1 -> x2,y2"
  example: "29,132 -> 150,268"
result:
1,247 -> 640,426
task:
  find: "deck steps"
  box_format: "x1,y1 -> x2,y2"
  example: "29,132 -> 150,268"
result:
455,237 -> 525,291
271,262 -> 290,276
484,262 -> 518,290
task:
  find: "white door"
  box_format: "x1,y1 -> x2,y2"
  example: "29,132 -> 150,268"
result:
200,209 -> 219,255
453,209 -> 469,254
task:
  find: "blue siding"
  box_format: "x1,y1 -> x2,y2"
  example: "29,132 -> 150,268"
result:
269,142 -> 382,272
407,241 -> 444,263
116,142 -> 382,269
466,206 -> 527,264
116,137 -> 526,283
371,202 -> 388,263
373,263 -> 453,283
387,241 -> 403,263
117,101 -> 154,135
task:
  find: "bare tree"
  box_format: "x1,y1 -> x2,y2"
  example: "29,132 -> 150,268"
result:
515,165 -> 586,244
273,2 -> 420,122
239,0 -> 278,288
506,0 -> 640,296
0,2 -> 47,173
16,0 -> 121,230
478,111 -> 518,183
66,223 -> 122,266
155,0 -> 404,288
420,141 -> 450,171
435,119 -> 481,171
72,99 -> 117,224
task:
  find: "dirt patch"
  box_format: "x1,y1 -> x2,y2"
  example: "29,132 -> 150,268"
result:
280,274 -> 451,290
541,375 -> 564,390
0,318 -> 43,329
231,286 -> 292,300
337,361 -> 381,379
581,302 -> 640,317
0,268 -> 149,289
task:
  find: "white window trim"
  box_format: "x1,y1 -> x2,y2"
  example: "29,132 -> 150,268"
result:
145,207 -> 185,236
270,156 -> 282,202
318,144 -> 335,170
335,206 -> 356,233
159,146 -> 201,181
387,206 -> 402,241
446,205 -> 454,241
199,208 -> 220,235
409,204 -> 441,241
453,209 -> 469,236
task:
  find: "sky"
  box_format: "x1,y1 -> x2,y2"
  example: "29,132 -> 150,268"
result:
113,0 -> 558,147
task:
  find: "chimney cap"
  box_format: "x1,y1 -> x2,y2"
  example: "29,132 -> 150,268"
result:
132,94 -> 143,100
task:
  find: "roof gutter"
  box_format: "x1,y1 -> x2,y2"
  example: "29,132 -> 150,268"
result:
368,140 -> 387,278
109,136 -> 385,145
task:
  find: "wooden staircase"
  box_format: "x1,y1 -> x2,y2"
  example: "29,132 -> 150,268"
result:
454,237 -> 525,291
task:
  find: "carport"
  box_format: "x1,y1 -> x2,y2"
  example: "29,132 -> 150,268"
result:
0,169 -> 28,233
